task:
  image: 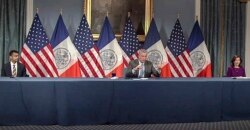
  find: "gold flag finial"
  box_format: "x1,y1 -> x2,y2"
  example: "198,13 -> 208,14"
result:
196,16 -> 198,21
128,12 -> 131,17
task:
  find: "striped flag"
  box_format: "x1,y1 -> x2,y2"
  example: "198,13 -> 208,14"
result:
165,19 -> 193,77
97,17 -> 124,77
187,20 -> 212,77
120,17 -> 143,67
51,14 -> 81,77
144,18 -> 171,77
20,13 -> 58,77
73,15 -> 105,78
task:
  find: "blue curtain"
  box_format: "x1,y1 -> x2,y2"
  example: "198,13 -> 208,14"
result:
201,0 -> 246,76
0,0 -> 26,71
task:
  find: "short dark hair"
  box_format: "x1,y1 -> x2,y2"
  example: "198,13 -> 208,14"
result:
231,55 -> 243,67
9,50 -> 19,56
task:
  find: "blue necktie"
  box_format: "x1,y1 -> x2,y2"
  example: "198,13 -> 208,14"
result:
138,63 -> 145,78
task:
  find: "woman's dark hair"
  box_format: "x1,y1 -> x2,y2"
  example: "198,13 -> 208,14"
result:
9,50 -> 19,56
231,55 -> 243,67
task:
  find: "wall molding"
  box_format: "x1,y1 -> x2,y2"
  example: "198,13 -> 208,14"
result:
245,2 -> 250,76
26,0 -> 33,35
195,0 -> 200,22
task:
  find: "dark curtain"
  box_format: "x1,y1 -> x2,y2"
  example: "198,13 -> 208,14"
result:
0,0 -> 26,72
201,0 -> 246,77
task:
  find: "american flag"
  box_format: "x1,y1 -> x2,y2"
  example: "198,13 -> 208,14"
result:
21,13 -> 58,77
120,17 -> 143,67
166,19 -> 193,77
73,15 -> 105,77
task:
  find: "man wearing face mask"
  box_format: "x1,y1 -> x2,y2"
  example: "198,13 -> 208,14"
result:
126,49 -> 161,78
1,50 -> 27,77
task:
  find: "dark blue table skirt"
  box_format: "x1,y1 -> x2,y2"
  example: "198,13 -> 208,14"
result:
0,78 -> 56,125
0,78 -> 250,125
55,80 -> 114,125
222,81 -> 250,120
109,80 -> 223,124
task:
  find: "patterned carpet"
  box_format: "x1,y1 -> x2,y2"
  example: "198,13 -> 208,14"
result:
1,120 -> 250,130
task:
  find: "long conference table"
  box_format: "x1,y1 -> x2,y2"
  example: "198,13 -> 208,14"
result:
0,77 -> 250,125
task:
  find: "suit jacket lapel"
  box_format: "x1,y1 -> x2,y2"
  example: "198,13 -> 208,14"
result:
144,61 -> 149,75
7,62 -> 12,76
135,59 -> 139,66
134,60 -> 140,76
17,63 -> 21,76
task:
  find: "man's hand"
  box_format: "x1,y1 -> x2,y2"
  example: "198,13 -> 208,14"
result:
133,64 -> 142,71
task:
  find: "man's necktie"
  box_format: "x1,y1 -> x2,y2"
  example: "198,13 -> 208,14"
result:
138,63 -> 145,78
12,64 -> 17,77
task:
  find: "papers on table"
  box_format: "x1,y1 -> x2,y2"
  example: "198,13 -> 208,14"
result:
132,78 -> 149,80
110,77 -> 119,79
232,77 -> 250,79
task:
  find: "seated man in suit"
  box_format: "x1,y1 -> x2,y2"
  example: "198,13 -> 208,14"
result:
1,50 -> 27,77
126,49 -> 160,78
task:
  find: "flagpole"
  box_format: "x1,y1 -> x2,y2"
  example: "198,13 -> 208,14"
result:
196,15 -> 198,21
128,12 -> 131,17
177,13 -> 180,19
152,5 -> 154,19
60,9 -> 63,15
36,8 -> 39,14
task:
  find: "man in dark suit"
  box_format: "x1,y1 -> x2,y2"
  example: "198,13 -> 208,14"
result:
1,50 -> 27,77
126,49 -> 160,78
